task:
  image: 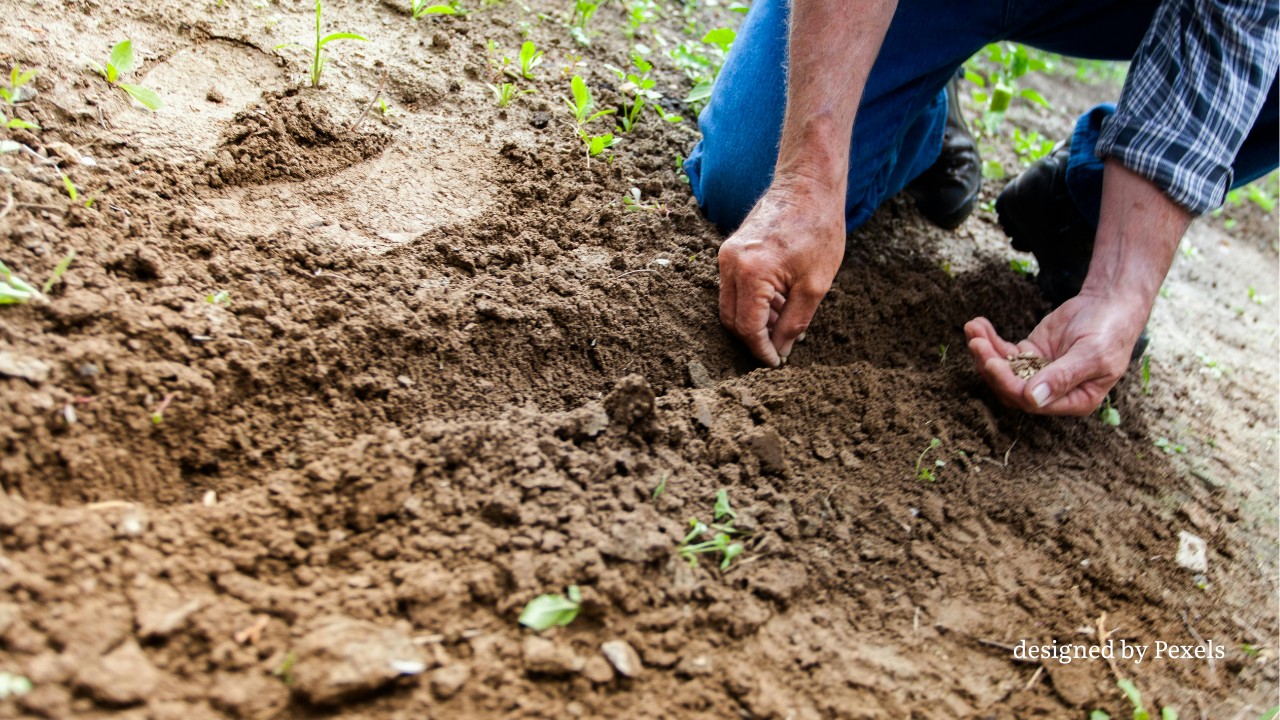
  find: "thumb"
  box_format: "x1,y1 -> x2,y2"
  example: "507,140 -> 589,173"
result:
1024,346 -> 1107,413
772,280 -> 826,360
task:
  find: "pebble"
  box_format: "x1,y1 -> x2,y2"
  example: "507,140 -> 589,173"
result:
0,351 -> 51,384
429,664 -> 469,699
522,636 -> 583,676
1176,531 -> 1208,572
687,360 -> 714,389
581,656 -> 614,684
600,640 -> 643,678
290,616 -> 426,706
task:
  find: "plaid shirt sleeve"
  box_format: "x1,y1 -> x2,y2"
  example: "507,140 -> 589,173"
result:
1095,0 -> 1280,215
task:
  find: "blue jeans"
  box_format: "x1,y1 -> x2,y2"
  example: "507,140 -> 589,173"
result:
684,0 -> 1279,234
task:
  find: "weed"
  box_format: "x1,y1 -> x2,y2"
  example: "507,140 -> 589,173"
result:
276,0 -> 367,88
0,260 -> 47,304
672,27 -> 735,106
1154,437 -> 1187,455
938,344 -> 948,364
1195,352 -> 1226,379
915,437 -> 943,482
489,81 -> 533,107
377,97 -> 399,117
608,51 -> 682,132
1248,286 -> 1269,305
519,586 -> 581,631
678,490 -> 746,570
90,40 -> 162,111
564,75 -> 618,163
206,290 -> 232,306
674,154 -> 690,184
518,41 -> 544,79
1140,355 -> 1151,395
1099,396 -> 1121,427
0,672 -> 33,700
273,651 -> 297,685
1012,127 -> 1055,166
624,0 -> 658,38
411,0 -> 459,18
568,0 -> 600,45
1242,643 -> 1259,657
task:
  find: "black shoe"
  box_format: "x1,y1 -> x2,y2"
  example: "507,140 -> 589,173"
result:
906,75 -> 983,231
996,141 -> 1149,360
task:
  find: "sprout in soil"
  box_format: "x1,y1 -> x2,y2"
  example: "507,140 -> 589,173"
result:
621,187 -> 668,215
915,437 -> 943,482
488,81 -> 533,108
1009,257 -> 1035,276
678,489 -> 746,571
206,290 -> 231,306
568,0 -> 600,45
650,471 -> 668,500
1140,354 -> 1152,395
411,0 -> 460,18
90,40 -> 163,111
1089,678 -> 1179,720
563,75 -> 618,164
276,0 -> 367,88
519,585 -> 581,631
42,249 -> 75,295
518,41 -> 544,80
1099,396 -> 1120,427
938,344 -> 948,364
60,173 -> 96,208
607,51 -> 682,133
1,259 -> 57,305
0,672 -> 33,700
2,64 -> 40,131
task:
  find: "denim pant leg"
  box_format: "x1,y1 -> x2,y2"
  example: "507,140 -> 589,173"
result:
683,0 -> 1004,234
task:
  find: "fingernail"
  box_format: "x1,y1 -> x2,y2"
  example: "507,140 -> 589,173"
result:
1032,383 -> 1051,407
796,332 -> 806,343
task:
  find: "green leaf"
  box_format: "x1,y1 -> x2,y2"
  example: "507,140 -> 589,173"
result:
5,118 -> 39,130
720,542 -> 744,569
42,249 -> 75,294
110,40 -> 136,76
570,75 -> 591,117
1090,712 -> 1112,720
701,28 -> 736,52
714,489 -> 737,521
421,4 -> 457,14
318,32 -> 368,48
651,473 -> 667,500
684,79 -> 713,104
118,83 -> 163,110
106,64 -> 119,84
14,68 -> 37,89
518,588 -> 581,631
1258,707 -> 1279,720
1117,679 -> 1146,719
60,173 -> 79,202
728,2 -> 749,12
1100,405 -> 1121,427
1019,87 -> 1050,108
963,69 -> 985,88
0,139 -> 21,153
1160,708 -> 1177,720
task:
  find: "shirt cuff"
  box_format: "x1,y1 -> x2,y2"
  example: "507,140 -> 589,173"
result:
1094,113 -> 1233,216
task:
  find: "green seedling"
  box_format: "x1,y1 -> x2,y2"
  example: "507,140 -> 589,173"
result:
1099,396 -> 1121,427
679,490 -> 746,570
518,41 -> 543,79
621,187 -> 669,215
674,154 -> 690,184
489,82 -> 533,108
1195,351 -> 1226,379
673,28 -> 735,105
1248,286 -> 1269,305
0,672 -> 32,700
1013,127 -> 1055,165
564,75 -> 618,164
90,40 -> 162,111
963,42 -> 1051,134
624,0 -> 658,38
1154,437 -> 1187,455
206,290 -> 231,305
568,0 -> 600,45
2,64 -> 40,131
411,0 -> 460,17
1140,355 -> 1151,395
276,0 -> 367,88
651,472 -> 668,500
915,437 -> 943,482
1242,643 -> 1260,657
938,344 -> 948,364
701,27 -> 736,52
1009,257 -> 1035,275
150,392 -> 177,425
0,259 -> 57,304
60,173 -> 96,208
42,249 -> 75,295
273,651 -> 297,685
608,52 -> 681,132
519,585 -> 581,631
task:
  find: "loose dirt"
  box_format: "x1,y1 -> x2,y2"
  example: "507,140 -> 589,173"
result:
0,1 -> 1276,718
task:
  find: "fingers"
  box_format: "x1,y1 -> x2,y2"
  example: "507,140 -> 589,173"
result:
734,275 -> 782,368
1023,347 -> 1113,416
964,317 -> 1021,358
772,280 -> 826,360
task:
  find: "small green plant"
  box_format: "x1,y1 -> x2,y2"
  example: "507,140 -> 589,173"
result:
621,187 -> 669,215
206,290 -> 231,305
608,51 -> 682,132
150,392 -> 177,425
1012,127 -> 1055,165
0,261 -> 44,304
673,28 -> 735,105
42,249 -> 75,294
564,75 -> 618,163
651,472 -> 668,500
963,42 -> 1051,134
938,344 -> 948,364
277,0 -> 367,88
678,489 -> 746,570
1099,396 -> 1121,427
915,437 -> 944,481
518,586 -> 581,631
0,672 -> 33,700
488,81 -> 533,108
1,64 -> 40,131
411,0 -> 459,17
60,173 -> 96,208
1140,355 -> 1151,395
90,40 -> 162,111
518,41 -> 543,79
1247,286 -> 1270,305
568,0 -> 601,45
1154,437 -> 1187,455
1195,351 -> 1226,379
273,651 -> 297,685
1009,257 -> 1035,275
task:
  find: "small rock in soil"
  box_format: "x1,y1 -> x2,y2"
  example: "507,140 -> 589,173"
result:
687,360 -> 714,389
206,88 -> 226,103
742,427 -> 786,474
1176,530 -> 1208,572
1008,352 -> 1050,379
0,351 -> 51,384
522,636 -> 583,676
529,111 -> 549,128
291,616 -> 426,706
429,664 -> 469,699
600,640 -> 643,678
604,374 -> 656,428
675,654 -> 714,678
135,591 -> 206,640
74,640 -> 159,706
210,671 -> 290,720
581,655 -> 615,684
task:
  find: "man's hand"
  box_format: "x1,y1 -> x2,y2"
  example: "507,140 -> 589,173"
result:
965,287 -> 1148,415
718,182 -> 846,367
967,160 -> 1191,416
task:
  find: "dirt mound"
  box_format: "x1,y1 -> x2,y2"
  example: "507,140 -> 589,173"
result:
207,91 -> 390,187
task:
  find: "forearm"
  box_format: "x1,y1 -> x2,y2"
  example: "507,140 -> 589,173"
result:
774,0 -> 898,194
1081,159 -> 1193,315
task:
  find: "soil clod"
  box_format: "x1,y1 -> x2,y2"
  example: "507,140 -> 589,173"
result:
291,617 -> 425,706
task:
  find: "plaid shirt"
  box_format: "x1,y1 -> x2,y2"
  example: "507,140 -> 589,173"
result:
1095,0 -> 1279,215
